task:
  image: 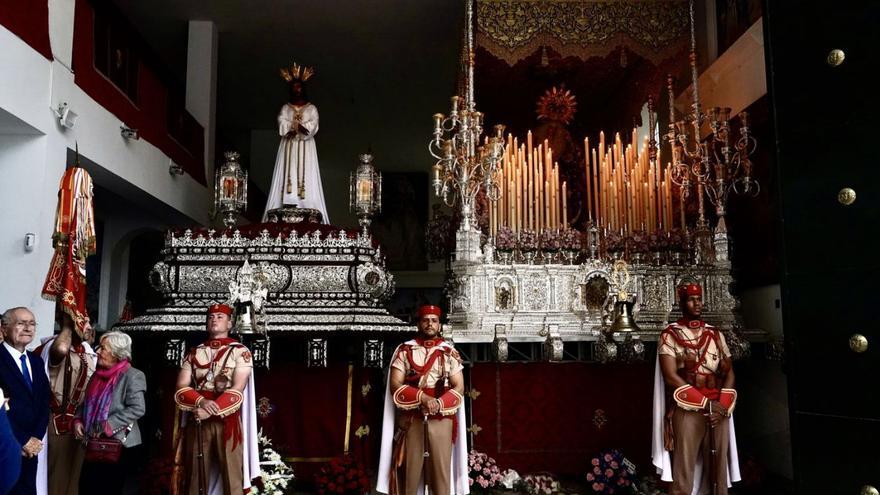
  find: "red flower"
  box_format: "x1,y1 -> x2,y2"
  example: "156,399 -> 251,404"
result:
591,458 -> 600,466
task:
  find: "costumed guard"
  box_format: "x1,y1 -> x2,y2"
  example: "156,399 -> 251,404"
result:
173,304 -> 259,495
34,316 -> 96,495
263,62 -> 329,223
36,163 -> 96,495
651,283 -> 741,495
377,305 -> 469,495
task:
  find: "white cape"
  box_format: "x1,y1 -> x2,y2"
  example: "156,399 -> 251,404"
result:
376,341 -> 469,495
263,102 -> 329,223
36,336 -> 95,495
651,355 -> 740,494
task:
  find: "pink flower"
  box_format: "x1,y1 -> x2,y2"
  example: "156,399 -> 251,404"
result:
610,461 -> 619,469
592,483 -> 601,491
593,466 -> 601,475
586,473 -> 594,481
605,468 -> 614,477
604,454 -> 613,462
591,458 -> 600,466
468,478 -> 473,486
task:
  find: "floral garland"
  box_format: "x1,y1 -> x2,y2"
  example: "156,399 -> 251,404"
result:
314,455 -> 370,495
251,429 -> 294,494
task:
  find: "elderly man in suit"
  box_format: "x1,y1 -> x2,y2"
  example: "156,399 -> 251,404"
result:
0,307 -> 50,495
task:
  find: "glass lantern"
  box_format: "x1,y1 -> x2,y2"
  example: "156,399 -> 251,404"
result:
214,151 -> 248,228
349,152 -> 382,234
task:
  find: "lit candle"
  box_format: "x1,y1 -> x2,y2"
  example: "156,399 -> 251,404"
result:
584,138 -> 592,222
545,180 -> 551,230
562,181 -> 568,229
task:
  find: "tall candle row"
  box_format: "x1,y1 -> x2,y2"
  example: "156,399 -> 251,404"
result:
490,131 -> 566,237
583,130 -> 680,234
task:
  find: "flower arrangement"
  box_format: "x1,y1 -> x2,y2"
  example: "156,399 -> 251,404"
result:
314,455 -> 370,495
496,226 -> 517,251
604,230 -> 624,252
541,229 -> 561,251
516,473 -> 562,494
560,228 -> 582,251
519,229 -> 539,252
667,228 -> 688,252
251,429 -> 294,494
585,449 -> 637,494
648,231 -> 668,252
468,449 -> 504,491
628,230 -> 649,254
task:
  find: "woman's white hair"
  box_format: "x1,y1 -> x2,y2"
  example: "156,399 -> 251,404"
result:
101,331 -> 133,361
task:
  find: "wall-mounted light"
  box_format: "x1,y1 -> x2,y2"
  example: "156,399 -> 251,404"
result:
120,125 -> 139,140
24,233 -> 36,252
169,159 -> 184,176
53,102 -> 78,129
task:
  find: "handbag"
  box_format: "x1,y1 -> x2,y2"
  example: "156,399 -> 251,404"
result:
84,424 -> 132,463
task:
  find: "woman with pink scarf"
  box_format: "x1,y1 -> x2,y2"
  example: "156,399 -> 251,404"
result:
72,331 -> 145,494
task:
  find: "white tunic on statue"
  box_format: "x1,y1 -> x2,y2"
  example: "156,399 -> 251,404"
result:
263,102 -> 330,223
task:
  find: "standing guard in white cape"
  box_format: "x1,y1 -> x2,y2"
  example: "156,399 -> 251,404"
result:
377,305 -> 469,495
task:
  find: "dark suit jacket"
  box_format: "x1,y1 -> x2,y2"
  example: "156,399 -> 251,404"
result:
0,403 -> 22,495
0,347 -> 50,446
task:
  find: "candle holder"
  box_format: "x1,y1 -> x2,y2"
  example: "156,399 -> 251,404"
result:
428,0 -> 506,262
349,152 -> 382,235
666,0 -> 759,263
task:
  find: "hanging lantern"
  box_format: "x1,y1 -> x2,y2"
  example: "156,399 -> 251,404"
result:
214,151 -> 248,228
349,152 -> 382,233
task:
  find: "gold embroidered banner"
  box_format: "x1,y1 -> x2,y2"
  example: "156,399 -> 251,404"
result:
477,0 -> 689,65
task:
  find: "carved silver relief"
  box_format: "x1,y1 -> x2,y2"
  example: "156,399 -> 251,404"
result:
178,265 -> 239,293
494,275 -> 516,312
641,275 -> 667,311
149,262 -> 171,292
524,273 -> 548,311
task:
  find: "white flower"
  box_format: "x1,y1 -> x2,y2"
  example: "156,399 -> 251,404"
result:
500,469 -> 521,489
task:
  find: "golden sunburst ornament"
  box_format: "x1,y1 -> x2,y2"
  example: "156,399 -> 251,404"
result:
279,62 -> 315,83
536,86 -> 578,125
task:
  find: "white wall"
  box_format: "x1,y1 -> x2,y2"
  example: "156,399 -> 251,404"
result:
0,133 -> 59,342
0,16 -> 212,341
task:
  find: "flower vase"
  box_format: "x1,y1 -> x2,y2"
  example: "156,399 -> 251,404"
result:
652,251 -> 663,266
631,252 -> 642,265
563,249 -> 579,265
543,250 -> 559,264
611,250 -> 623,261
497,250 -> 513,265
671,252 -> 683,265
522,250 -> 537,264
